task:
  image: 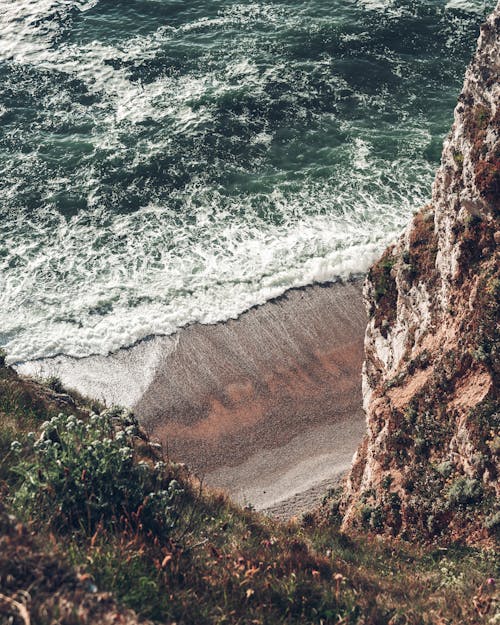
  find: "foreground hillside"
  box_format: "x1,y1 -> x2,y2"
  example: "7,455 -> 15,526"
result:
0,359 -> 498,625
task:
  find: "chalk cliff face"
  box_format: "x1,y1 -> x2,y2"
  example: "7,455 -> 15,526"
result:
342,4 -> 499,543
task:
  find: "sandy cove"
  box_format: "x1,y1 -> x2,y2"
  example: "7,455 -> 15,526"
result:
17,279 -> 367,517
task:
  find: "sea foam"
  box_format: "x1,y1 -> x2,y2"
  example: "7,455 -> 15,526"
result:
0,0 -> 492,363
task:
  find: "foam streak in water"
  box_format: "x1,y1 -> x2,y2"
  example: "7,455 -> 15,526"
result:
0,0 -> 493,362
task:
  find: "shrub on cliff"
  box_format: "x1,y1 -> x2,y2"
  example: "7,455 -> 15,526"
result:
10,409 -> 184,535
447,477 -> 483,508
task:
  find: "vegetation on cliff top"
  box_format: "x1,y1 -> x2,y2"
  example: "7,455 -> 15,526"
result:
0,360 -> 498,625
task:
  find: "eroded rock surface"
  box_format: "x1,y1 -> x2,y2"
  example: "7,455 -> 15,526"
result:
342,4 -> 499,543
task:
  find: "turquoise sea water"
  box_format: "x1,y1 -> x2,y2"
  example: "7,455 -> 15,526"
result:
0,0 -> 494,362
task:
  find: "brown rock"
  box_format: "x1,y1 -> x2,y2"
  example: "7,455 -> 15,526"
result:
341,5 -> 500,546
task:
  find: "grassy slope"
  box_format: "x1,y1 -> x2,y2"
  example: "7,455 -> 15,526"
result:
0,359 -> 498,625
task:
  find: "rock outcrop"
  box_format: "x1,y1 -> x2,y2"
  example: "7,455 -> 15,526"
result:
342,3 -> 499,543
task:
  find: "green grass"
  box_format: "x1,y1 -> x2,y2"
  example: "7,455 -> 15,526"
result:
0,361 -> 498,625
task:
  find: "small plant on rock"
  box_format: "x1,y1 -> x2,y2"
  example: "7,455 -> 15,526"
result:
484,510 -> 500,537
447,477 -> 483,508
43,376 -> 65,394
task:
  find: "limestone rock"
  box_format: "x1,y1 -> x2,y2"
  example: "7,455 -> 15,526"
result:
342,4 -> 500,544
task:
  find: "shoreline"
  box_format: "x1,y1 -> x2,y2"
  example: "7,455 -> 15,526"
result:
17,278 -> 367,515
11,276 -> 364,368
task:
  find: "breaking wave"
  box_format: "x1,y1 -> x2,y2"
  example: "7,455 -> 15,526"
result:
0,0 -> 493,362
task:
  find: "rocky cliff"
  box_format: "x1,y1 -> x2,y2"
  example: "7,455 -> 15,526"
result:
341,4 -> 499,543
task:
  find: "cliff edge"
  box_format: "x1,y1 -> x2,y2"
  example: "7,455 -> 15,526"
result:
342,3 -> 499,543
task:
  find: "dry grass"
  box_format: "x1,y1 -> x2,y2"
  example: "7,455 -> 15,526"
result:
0,362 -> 498,625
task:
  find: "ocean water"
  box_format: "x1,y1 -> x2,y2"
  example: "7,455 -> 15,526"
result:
0,0 -> 493,363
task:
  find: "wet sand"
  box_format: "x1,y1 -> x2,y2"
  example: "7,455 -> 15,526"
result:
17,279 -> 367,517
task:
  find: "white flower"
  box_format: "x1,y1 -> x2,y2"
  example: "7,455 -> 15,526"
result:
119,446 -> 132,458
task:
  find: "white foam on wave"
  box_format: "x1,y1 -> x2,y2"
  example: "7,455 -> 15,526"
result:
444,0 -> 493,13
0,0 -> 470,363
1,157 -> 433,364
0,0 -> 99,61
0,3 -> 285,133
359,0 -> 489,15
178,3 -> 283,33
